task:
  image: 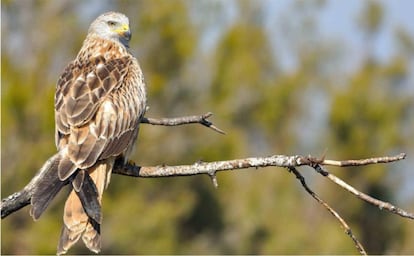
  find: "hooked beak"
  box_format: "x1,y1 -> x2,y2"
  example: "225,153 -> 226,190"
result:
114,24 -> 131,41
122,30 -> 131,41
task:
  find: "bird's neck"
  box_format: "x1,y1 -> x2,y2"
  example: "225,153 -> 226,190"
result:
77,35 -> 129,62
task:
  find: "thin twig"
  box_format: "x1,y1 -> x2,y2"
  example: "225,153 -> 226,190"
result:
314,164 -> 414,220
321,153 -> 406,167
287,167 -> 367,255
141,112 -> 226,134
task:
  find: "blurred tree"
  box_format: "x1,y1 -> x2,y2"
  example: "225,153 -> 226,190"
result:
358,0 -> 384,38
327,1 -> 411,253
1,1 -> 87,254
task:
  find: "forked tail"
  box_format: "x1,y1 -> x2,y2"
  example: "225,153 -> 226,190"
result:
57,162 -> 112,255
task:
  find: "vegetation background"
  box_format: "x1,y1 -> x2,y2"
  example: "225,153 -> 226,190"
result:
2,0 -> 414,254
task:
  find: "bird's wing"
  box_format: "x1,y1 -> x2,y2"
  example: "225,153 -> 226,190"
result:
55,54 -> 142,180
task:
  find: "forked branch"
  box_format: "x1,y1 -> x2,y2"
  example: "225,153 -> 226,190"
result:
287,167 -> 367,255
313,163 -> 413,219
2,152 -> 410,219
1,112 -> 412,255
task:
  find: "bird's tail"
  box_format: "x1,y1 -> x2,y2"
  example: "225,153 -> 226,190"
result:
57,161 -> 113,255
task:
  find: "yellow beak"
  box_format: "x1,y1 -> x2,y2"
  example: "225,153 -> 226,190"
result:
114,24 -> 131,39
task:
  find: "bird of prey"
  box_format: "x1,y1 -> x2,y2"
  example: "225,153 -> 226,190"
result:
29,12 -> 147,254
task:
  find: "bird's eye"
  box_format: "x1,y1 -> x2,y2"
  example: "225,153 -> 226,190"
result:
107,21 -> 116,27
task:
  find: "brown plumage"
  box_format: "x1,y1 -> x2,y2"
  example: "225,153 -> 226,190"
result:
29,12 -> 147,254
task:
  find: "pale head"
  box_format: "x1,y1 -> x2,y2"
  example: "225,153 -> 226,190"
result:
88,12 -> 131,47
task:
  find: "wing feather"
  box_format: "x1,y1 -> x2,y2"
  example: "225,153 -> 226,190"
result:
55,50 -> 144,178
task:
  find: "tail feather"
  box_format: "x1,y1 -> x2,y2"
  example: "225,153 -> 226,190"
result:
30,153 -> 68,220
72,169 -> 85,192
29,151 -> 113,254
58,189 -> 89,255
75,170 -> 101,224
58,154 -> 77,181
82,219 -> 101,253
57,161 -> 113,255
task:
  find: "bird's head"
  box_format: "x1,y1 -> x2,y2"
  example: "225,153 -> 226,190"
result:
88,12 -> 131,48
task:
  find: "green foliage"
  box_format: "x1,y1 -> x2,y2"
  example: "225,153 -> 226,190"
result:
328,59 -> 410,253
358,0 -> 384,36
2,1 -> 413,255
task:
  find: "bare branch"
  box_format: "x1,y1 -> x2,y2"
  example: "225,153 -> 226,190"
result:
2,154 -> 411,220
1,190 -> 32,219
1,150 -> 412,255
1,154 -> 64,218
1,155 -> 305,218
321,153 -> 406,166
112,155 -> 306,177
314,164 -> 414,220
287,167 -> 367,255
141,112 -> 226,134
